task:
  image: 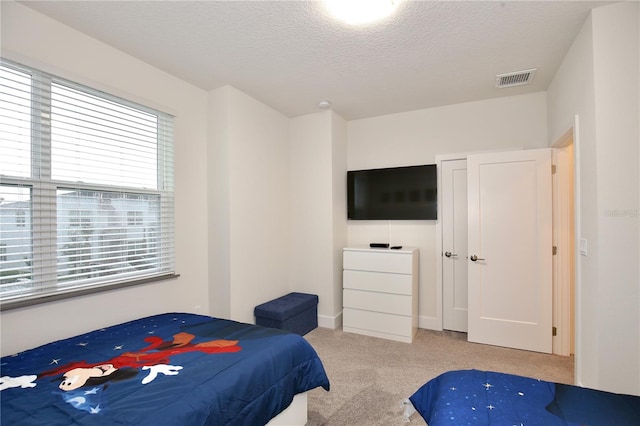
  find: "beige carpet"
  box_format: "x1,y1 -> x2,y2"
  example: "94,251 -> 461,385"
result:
304,327 -> 574,425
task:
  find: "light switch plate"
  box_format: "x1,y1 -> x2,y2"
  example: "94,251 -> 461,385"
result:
580,238 -> 588,256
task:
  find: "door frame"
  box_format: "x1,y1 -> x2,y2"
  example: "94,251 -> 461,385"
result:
551,115 -> 582,377
552,139 -> 575,356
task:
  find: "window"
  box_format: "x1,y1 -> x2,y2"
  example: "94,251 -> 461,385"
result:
127,210 -> 143,226
15,210 -> 25,227
0,59 -> 175,308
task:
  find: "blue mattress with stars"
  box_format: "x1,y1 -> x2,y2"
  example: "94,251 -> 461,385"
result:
409,369 -> 640,426
0,313 -> 330,426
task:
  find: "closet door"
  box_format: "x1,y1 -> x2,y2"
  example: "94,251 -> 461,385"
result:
467,149 -> 552,353
441,159 -> 468,332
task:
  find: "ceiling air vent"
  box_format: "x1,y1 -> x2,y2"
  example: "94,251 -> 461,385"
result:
495,68 -> 537,88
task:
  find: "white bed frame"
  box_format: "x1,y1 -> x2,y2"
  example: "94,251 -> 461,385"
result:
266,392 -> 308,426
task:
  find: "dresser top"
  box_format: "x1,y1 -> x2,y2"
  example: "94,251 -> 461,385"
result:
343,246 -> 418,254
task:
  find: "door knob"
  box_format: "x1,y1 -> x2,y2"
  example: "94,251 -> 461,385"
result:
470,254 -> 485,262
444,251 -> 458,258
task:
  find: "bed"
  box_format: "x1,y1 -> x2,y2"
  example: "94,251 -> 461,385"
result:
0,313 -> 330,425
408,369 -> 640,426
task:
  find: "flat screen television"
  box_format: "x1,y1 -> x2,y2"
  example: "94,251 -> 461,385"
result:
347,164 -> 437,220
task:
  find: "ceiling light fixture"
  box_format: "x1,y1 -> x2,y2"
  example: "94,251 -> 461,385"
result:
324,0 -> 402,26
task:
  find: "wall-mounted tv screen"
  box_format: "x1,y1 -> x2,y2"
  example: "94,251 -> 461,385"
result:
347,164 -> 437,220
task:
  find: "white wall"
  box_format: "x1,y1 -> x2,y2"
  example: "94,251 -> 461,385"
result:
289,111 -> 347,328
208,86 -> 291,324
208,87 -> 232,319
591,2 -> 639,395
290,111 -> 334,313
547,10 -> 600,389
330,112 -> 348,321
547,1 -> 639,394
0,2 -> 210,356
346,92 -> 548,327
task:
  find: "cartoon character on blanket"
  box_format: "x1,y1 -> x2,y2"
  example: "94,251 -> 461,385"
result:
1,332 -> 241,413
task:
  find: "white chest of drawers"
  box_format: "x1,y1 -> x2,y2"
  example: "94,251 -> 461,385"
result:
342,247 -> 419,343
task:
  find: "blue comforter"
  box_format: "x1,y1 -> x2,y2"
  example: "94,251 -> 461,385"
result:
0,313 -> 330,425
409,370 -> 640,426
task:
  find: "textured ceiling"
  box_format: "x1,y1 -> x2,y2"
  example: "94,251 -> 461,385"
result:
20,1 -> 609,120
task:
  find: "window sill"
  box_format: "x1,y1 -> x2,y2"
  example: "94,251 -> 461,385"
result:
0,273 -> 180,311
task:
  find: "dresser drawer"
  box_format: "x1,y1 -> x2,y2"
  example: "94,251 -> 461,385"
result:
343,308 -> 412,338
343,249 -> 413,274
343,270 -> 412,295
343,289 -> 412,315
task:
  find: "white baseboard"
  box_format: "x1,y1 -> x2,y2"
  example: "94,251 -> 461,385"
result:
419,315 -> 442,331
318,311 -> 342,330
320,313 -> 439,332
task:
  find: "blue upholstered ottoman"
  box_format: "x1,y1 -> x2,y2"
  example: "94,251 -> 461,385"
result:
254,292 -> 318,335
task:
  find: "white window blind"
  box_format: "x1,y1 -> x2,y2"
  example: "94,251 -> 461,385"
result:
0,59 -> 175,308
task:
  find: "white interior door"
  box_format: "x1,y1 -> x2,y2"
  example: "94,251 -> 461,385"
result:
442,159 -> 468,332
467,149 -> 552,353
